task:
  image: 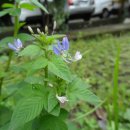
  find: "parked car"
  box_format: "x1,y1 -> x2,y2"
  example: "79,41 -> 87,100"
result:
66,0 -> 95,21
92,0 -> 125,18
18,0 -> 95,24
92,0 -> 114,18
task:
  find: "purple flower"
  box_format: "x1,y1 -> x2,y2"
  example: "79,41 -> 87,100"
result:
8,39 -> 23,52
53,37 -> 69,55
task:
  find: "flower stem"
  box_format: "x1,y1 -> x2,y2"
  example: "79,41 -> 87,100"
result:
0,52 -> 13,94
45,50 -> 48,86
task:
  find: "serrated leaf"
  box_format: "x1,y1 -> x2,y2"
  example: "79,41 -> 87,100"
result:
9,96 -> 44,130
67,77 -> 100,106
43,90 -> 59,116
30,0 -> 48,14
48,91 -> 58,112
17,33 -> 34,42
19,45 -> 42,57
20,3 -> 37,11
31,58 -> 48,70
48,56 -> 72,82
50,104 -> 60,116
21,58 -> 48,75
39,115 -> 68,130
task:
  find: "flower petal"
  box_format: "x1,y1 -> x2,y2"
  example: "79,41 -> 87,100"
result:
57,41 -> 63,51
74,51 -> 82,61
8,43 -> 17,51
62,37 -> 69,50
53,46 -> 61,55
56,94 -> 69,104
15,39 -> 22,48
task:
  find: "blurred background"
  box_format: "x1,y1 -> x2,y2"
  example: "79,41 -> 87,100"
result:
1,0 -> 130,30
1,0 -> 130,130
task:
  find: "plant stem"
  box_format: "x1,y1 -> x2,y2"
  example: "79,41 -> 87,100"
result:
113,46 -> 120,130
0,2 -> 19,96
44,50 -> 48,86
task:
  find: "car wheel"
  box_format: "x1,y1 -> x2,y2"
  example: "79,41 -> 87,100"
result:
101,9 -> 109,18
83,14 -> 91,21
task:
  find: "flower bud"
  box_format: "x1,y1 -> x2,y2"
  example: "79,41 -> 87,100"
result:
28,26 -> 34,34
37,28 -> 41,34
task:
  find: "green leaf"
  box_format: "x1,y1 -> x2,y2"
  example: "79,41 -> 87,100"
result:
20,3 -> 37,11
67,77 -> 100,106
0,36 -> 14,48
9,8 -> 21,16
48,56 -> 72,82
19,45 -> 42,57
43,90 -> 59,116
39,115 -> 68,130
21,57 -> 48,75
0,8 -> 12,17
31,57 -> 48,70
0,106 -> 12,126
18,22 -> 26,30
48,91 -> 58,112
25,76 -> 44,84
17,33 -> 34,42
49,104 -> 60,117
9,96 -> 44,130
30,0 -> 48,14
2,3 -> 14,8
59,109 -> 69,120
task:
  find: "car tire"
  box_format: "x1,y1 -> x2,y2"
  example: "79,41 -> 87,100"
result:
100,9 -> 109,18
83,14 -> 91,21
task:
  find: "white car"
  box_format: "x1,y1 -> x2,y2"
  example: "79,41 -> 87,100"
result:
18,0 -> 95,23
93,0 -> 113,18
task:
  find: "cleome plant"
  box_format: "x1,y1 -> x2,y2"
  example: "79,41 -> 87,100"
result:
0,0 -> 100,130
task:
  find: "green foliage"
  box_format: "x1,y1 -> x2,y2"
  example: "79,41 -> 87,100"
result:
30,0 -> 48,14
43,90 -> 60,116
0,36 -> 14,48
20,3 -> 37,11
17,33 -> 34,42
0,1 -> 100,130
19,45 -> 42,57
39,115 -> 68,130
9,96 -> 44,130
2,3 -> 14,8
67,77 -> 101,107
48,56 -> 72,82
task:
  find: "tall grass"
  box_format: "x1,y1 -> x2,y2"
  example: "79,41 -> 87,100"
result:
113,45 -> 120,130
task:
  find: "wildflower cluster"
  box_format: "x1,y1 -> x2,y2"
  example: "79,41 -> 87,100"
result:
53,37 -> 82,63
8,26 -> 82,104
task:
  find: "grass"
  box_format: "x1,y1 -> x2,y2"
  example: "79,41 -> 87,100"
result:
70,33 -> 130,130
